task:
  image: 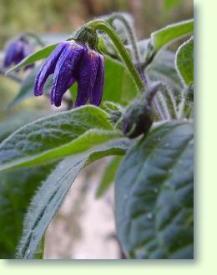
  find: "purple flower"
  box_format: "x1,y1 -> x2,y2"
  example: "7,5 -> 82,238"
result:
34,41 -> 104,107
3,37 -> 33,68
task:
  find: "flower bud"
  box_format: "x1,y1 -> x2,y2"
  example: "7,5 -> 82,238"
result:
122,95 -> 153,138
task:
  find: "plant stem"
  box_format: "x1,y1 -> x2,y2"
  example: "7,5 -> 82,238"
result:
107,14 -> 140,63
87,19 -> 144,92
107,13 -> 148,86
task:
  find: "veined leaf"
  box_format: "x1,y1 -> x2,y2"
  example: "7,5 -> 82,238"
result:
151,19 -> 193,50
0,105 -> 121,171
0,110 -> 55,258
115,121 -> 193,259
0,164 -> 54,258
175,37 -> 194,86
0,110 -> 48,142
16,138 -> 130,259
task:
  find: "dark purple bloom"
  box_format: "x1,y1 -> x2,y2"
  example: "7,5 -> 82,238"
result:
34,41 -> 104,107
3,37 -> 33,68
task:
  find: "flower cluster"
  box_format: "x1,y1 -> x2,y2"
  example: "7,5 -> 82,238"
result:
34,41 -> 104,107
3,37 -> 33,68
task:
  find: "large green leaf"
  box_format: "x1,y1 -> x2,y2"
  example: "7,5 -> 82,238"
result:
0,164 -> 54,258
151,19 -> 193,50
175,37 -> 194,86
115,121 -> 193,259
0,110 -> 48,142
0,110 -> 55,258
0,105 -> 122,171
16,138 -> 130,259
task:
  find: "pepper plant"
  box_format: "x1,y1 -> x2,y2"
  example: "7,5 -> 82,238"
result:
0,13 -> 194,259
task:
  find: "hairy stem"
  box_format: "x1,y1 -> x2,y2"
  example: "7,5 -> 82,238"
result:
107,13 -> 148,85
87,19 -> 144,91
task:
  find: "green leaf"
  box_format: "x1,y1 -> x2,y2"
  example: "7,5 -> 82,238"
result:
0,109 -> 54,258
0,164 -> 54,258
0,105 -> 121,171
103,56 -> 137,104
96,156 -> 122,198
175,38 -> 194,86
16,138 -> 130,259
151,19 -> 193,50
7,67 -> 53,109
147,50 -> 182,91
7,67 -> 38,109
164,0 -> 181,11
6,43 -> 57,74
0,110 -> 48,142
115,121 -> 193,259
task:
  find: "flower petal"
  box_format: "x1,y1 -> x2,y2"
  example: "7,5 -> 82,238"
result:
34,42 -> 67,96
3,41 -> 21,67
75,50 -> 98,107
89,54 -> 104,106
50,42 -> 85,107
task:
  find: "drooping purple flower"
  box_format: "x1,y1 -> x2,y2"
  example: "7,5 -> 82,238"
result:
3,37 -> 33,68
34,41 -> 104,107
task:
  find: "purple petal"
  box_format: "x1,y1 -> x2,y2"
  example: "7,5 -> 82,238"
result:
75,50 -> 98,107
3,41 -> 22,67
13,41 -> 26,64
89,54 -> 104,106
50,42 -> 85,107
34,42 -> 68,96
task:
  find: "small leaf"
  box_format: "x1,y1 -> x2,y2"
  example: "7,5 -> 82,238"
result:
151,19 -> 193,50
6,44 -> 57,74
7,67 -> 53,109
16,138 -> 130,259
96,156 -> 122,198
115,121 -> 193,259
175,37 -> 194,86
7,67 -> 38,108
0,105 -> 121,171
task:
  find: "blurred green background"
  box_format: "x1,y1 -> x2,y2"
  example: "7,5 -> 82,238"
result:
0,0 -> 193,46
